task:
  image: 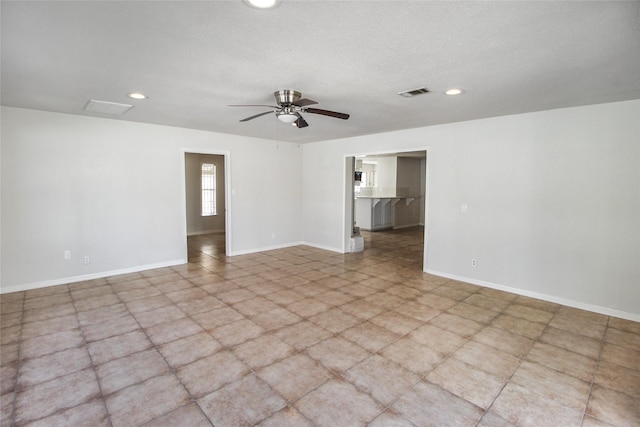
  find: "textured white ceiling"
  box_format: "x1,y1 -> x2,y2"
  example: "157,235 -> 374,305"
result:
2,1 -> 639,143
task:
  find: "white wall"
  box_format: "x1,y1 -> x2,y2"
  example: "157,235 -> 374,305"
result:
185,153 -> 226,235
1,107 -> 303,292
302,100 -> 640,319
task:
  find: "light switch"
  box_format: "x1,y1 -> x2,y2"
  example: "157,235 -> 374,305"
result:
461,204 -> 468,213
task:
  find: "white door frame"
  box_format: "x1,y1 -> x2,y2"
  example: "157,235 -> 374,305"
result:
344,148 -> 429,271
181,149 -> 232,257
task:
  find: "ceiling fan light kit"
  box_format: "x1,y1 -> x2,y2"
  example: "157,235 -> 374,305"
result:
277,112 -> 298,124
243,0 -> 281,10
230,89 -> 349,129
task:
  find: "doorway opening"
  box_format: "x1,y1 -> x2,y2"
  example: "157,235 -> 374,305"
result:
345,150 -> 428,270
184,151 -> 230,263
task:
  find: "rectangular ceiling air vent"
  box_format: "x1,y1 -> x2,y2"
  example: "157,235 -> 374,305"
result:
397,87 -> 430,97
84,99 -> 133,115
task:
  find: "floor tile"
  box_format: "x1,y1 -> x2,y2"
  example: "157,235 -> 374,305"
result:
471,326 -> 534,358
21,314 -> 79,340
426,357 -> 505,409
604,327 -> 640,351
18,347 -> 92,388
525,342 -> 597,382
538,326 -> 602,359
232,296 -> 280,316
341,322 -> 400,353
380,338 -> 443,375
368,411 -> 416,427
408,323 -> 466,355
20,328 -> 84,359
345,354 -> 419,406
176,350 -> 250,398
599,341 -> 640,371
273,321 -> 332,350
251,307 -> 302,331
309,307 -> 361,333
491,314 -> 546,340
4,228 -> 640,427
307,336 -> 370,372
191,305 -> 244,330
14,369 -> 100,425
96,348 -> 169,395
144,317 -> 203,345
287,298 -> 331,317
255,406 -> 313,427
504,303 -> 555,324
257,353 -> 332,402
390,381 -> 483,427
23,400 -> 110,427
608,317 -> 640,335
395,301 -> 440,322
295,379 -> 383,426
447,302 -> 499,324
197,374 -> 286,426
453,340 -> 521,380
476,411 -> 518,427
88,329 -> 151,365
586,384 -> 640,426
370,311 -> 422,335
593,361 -> 640,398
549,314 -> 607,340
141,403 -> 211,427
106,374 -> 190,427
81,314 -> 140,343
158,331 -> 222,368
232,334 -> 295,369
510,361 -> 591,411
430,312 -> 483,338
133,305 -> 186,329
338,299 -> 386,320
490,382 -> 583,427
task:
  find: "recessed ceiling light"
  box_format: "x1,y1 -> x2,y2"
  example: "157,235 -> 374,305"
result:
127,92 -> 147,100
243,0 -> 281,9
445,88 -> 464,96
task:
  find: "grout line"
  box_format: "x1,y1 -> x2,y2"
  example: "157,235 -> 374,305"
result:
70,284 -> 115,427
8,292 -> 26,427
579,315 -> 609,426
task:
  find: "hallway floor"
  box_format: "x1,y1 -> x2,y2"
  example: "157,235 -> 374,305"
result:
1,227 -> 639,426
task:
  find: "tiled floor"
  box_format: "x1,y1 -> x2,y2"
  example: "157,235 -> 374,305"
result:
1,227 -> 639,427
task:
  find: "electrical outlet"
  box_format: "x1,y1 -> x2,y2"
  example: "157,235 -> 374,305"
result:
271,232 -> 276,239
64,250 -> 71,260
84,256 -> 91,265
471,258 -> 477,267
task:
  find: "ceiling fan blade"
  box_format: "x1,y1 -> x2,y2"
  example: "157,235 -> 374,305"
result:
305,108 -> 349,120
292,98 -> 318,107
229,104 -> 279,108
294,113 -> 309,128
239,111 -> 274,122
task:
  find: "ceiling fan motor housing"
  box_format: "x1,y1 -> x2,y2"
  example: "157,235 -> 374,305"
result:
274,90 -> 301,106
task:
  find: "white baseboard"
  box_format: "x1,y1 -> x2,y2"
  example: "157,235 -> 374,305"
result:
0,259 -> 186,295
301,241 -> 344,254
392,223 -> 421,230
187,229 -> 225,236
228,241 -> 304,256
426,269 -> 640,322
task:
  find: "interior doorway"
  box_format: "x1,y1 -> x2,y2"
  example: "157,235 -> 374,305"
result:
346,150 -> 427,270
184,152 -> 230,261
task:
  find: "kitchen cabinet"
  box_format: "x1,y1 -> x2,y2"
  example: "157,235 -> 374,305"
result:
355,197 -> 394,231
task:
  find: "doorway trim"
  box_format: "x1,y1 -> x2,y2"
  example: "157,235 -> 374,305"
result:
181,149 -> 232,258
344,148 -> 430,271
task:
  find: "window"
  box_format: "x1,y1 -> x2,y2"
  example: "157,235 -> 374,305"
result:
201,163 -> 216,216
